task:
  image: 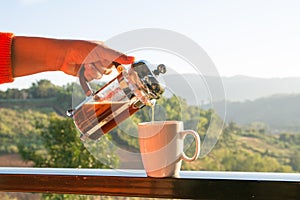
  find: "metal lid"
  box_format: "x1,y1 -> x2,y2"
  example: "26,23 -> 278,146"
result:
131,60 -> 166,100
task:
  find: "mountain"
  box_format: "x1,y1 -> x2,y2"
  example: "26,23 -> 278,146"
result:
211,94 -> 300,132
162,74 -> 300,132
222,75 -> 300,101
162,74 -> 300,104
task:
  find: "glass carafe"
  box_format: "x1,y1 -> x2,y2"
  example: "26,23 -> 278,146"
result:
67,60 -> 166,141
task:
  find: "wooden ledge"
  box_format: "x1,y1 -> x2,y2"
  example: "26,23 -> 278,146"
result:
0,168 -> 299,199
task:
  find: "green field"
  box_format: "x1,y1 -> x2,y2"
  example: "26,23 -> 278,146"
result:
0,80 -> 300,173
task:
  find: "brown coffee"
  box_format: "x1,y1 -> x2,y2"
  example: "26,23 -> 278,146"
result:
73,101 -> 139,140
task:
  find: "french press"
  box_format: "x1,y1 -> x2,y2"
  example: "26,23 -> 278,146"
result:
67,60 -> 166,141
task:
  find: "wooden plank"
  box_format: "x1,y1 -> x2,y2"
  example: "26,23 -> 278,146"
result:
0,168 -> 299,199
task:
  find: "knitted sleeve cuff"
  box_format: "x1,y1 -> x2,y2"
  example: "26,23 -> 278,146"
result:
0,32 -> 14,84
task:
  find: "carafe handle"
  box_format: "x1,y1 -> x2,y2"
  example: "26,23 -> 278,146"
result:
79,62 -> 122,97
79,66 -> 93,96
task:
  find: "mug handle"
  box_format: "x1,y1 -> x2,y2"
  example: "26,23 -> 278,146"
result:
180,130 -> 201,162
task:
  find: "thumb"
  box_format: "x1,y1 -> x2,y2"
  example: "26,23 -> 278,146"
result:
114,55 -> 135,64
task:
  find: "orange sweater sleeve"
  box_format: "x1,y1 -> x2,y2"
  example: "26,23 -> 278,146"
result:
0,32 -> 14,84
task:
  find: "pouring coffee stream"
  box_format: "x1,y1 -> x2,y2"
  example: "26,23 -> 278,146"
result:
67,60 -> 167,141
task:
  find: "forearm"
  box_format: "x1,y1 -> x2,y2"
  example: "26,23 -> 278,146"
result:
12,36 -> 68,77
2,33 -> 134,82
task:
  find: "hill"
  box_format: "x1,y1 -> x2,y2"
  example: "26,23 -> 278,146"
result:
163,74 -> 300,104
163,74 -> 300,132
0,79 -> 300,174
213,94 -> 300,132
222,75 -> 300,101
0,79 -> 72,115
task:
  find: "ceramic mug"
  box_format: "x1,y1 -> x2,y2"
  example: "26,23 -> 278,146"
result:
138,121 -> 201,178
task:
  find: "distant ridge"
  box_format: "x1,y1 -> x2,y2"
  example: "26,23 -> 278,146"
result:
162,74 -> 300,104
222,75 -> 300,101
218,93 -> 300,132
163,74 -> 300,131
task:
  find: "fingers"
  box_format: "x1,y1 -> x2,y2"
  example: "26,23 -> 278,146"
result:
86,45 -> 134,70
83,57 -> 132,81
84,63 -> 102,81
115,55 -> 135,64
63,40 -> 135,80
99,44 -> 135,65
83,62 -> 114,81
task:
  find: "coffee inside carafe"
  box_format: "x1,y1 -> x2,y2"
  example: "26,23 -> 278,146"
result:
67,60 -> 166,141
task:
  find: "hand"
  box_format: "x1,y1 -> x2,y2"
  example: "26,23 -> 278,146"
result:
12,36 -> 134,80
60,40 -> 135,81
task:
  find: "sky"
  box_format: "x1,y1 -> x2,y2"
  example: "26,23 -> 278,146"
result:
1,0 -> 300,90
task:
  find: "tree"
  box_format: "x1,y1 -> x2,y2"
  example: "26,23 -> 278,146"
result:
18,114 -> 118,168
18,114 -> 118,200
290,151 -> 300,172
28,79 -> 60,98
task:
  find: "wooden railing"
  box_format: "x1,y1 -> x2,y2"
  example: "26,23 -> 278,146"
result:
0,168 -> 300,199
